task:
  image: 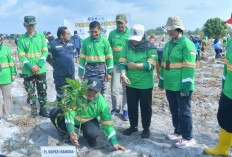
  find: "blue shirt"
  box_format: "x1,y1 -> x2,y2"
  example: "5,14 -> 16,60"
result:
50,38 -> 76,77
71,34 -> 82,49
214,41 -> 221,50
195,42 -> 200,51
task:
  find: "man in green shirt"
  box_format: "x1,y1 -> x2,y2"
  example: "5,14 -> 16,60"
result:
78,21 -> 113,95
108,14 -> 130,120
17,16 -> 48,118
49,77 -> 126,150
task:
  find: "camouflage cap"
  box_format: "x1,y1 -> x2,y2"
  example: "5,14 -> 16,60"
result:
116,14 -> 127,23
24,16 -> 36,25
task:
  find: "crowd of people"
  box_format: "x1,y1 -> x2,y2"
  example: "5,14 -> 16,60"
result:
0,13 -> 232,156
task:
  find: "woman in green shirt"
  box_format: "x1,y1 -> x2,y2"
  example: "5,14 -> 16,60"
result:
159,16 -> 196,148
120,24 -> 158,138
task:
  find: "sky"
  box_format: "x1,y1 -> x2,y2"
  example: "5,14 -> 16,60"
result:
0,0 -> 232,35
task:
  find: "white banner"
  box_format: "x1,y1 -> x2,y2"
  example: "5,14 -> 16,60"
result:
64,13 -> 131,40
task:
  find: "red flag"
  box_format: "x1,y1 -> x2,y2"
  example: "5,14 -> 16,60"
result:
225,13 -> 232,24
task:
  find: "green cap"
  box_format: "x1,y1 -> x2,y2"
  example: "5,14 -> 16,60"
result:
24,16 -> 36,25
116,14 -> 127,23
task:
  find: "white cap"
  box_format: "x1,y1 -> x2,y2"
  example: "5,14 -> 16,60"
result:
129,24 -> 144,41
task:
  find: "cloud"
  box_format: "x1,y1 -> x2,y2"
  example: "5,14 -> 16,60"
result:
0,0 -> 18,18
1,0 -> 232,34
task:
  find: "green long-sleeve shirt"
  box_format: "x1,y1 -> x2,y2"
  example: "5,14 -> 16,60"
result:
108,27 -> 130,66
78,36 -> 113,76
120,42 -> 158,89
158,35 -> 196,94
17,32 -> 48,75
65,94 -> 118,146
222,38 -> 232,99
0,44 -> 16,84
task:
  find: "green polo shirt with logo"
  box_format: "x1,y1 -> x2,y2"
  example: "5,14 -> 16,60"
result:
0,44 -> 16,84
158,35 -> 196,94
78,35 -> 113,76
17,32 -> 48,75
108,27 -> 130,66
120,42 -> 158,89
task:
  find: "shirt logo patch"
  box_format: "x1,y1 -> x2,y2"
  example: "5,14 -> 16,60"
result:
152,53 -> 156,57
190,50 -> 195,55
67,43 -> 73,47
23,42 -> 29,46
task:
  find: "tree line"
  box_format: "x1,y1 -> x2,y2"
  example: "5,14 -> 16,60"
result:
146,17 -> 232,39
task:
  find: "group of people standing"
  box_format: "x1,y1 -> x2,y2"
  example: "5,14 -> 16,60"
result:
0,13 -> 232,155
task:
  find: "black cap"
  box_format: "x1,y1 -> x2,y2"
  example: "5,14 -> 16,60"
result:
87,77 -> 102,92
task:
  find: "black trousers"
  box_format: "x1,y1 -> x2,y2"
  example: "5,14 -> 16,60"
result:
126,86 -> 153,130
218,93 -> 232,133
49,108 -> 100,140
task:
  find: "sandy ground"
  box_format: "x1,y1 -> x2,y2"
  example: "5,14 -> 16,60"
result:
0,39 -> 231,157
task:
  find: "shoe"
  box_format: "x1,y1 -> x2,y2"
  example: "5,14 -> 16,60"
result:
39,107 -> 49,117
204,129 -> 232,156
167,133 -> 182,140
87,138 -> 97,147
123,110 -> 129,121
123,127 -> 138,135
175,138 -> 196,148
141,129 -> 150,138
110,109 -> 119,116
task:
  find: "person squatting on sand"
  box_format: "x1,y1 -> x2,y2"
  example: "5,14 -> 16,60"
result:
17,16 -> 49,118
0,34 -> 16,121
204,15 -> 232,156
159,16 -> 197,148
49,77 -> 126,150
119,24 -> 158,138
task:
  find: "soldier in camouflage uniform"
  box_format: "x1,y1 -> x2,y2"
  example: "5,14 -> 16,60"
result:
17,16 -> 48,118
78,21 -> 113,95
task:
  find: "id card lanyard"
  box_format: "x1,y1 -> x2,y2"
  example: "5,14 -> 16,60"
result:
166,41 -> 176,70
